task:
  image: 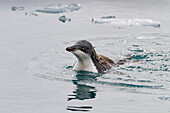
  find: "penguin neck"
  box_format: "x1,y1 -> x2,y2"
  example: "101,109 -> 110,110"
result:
72,54 -> 98,73
91,50 -> 107,74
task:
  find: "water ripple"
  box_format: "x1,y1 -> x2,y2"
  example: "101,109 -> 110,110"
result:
27,33 -> 170,97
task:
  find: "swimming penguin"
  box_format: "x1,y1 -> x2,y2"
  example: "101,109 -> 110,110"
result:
66,40 -> 130,74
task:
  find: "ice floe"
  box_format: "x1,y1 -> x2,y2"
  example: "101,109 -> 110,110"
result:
35,3 -> 81,14
92,17 -> 161,28
59,15 -> 71,23
11,6 -> 25,11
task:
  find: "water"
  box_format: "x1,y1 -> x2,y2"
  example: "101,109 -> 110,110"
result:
0,0 -> 170,113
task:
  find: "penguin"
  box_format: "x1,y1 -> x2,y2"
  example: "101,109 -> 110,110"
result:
66,40 -> 131,74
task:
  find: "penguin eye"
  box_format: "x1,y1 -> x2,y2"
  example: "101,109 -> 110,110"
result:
82,46 -> 89,52
82,47 -> 87,51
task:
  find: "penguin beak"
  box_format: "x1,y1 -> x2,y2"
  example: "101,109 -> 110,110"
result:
66,45 -> 81,52
66,46 -> 74,52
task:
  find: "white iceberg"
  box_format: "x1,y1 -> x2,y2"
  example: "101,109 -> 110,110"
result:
92,17 -> 161,28
35,3 -> 81,14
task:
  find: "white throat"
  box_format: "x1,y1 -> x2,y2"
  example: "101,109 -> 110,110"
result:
72,50 -> 98,73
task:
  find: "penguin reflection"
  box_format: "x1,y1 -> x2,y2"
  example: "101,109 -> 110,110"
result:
67,72 -> 98,101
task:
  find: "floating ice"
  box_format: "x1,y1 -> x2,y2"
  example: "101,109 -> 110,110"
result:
35,3 -> 81,14
136,36 -> 156,39
100,16 -> 116,19
59,15 -> 71,23
25,12 -> 38,16
11,6 -> 25,11
92,17 -> 161,28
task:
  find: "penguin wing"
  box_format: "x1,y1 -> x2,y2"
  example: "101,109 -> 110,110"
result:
96,55 -> 115,69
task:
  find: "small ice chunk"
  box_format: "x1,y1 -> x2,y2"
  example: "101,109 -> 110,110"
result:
92,16 -> 116,23
12,6 -> 17,11
68,18 -> 71,22
11,6 -> 25,11
35,3 -> 81,14
100,16 -> 116,19
136,36 -> 156,39
25,12 -> 38,16
58,15 -> 71,23
92,17 -> 112,24
59,15 -> 67,23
